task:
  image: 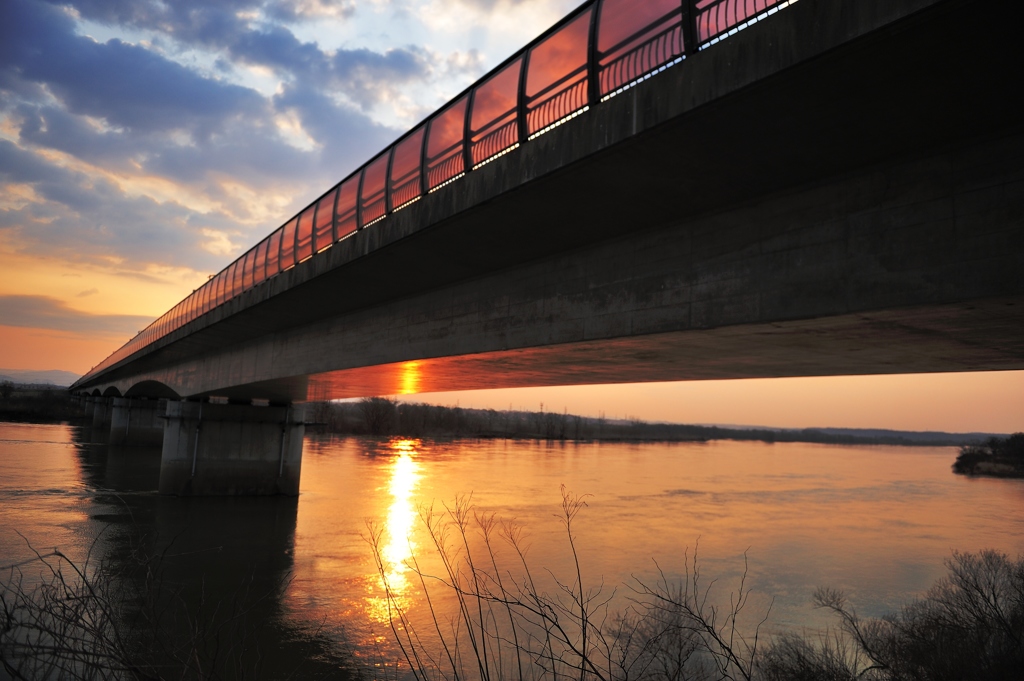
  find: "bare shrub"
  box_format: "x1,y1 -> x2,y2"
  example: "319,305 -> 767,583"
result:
0,544 -> 147,680
756,630 -> 864,681
367,488 -> 770,681
623,548 -> 772,681
0,534 -> 291,680
812,549 -> 1024,681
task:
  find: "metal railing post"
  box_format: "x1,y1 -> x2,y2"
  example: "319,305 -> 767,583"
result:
517,54 -> 531,143
462,89 -> 475,173
587,0 -> 602,104
310,201 -> 321,253
682,0 -> 699,55
355,167 -> 365,229
385,146 -> 396,215
330,185 -> 340,245
420,119 -> 432,195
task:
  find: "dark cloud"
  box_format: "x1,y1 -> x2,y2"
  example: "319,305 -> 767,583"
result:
0,295 -> 153,336
13,103 -> 144,173
0,0 -> 397,271
51,0 -> 358,38
330,46 -> 431,110
3,0 -> 264,138
267,0 -> 356,23
44,0 -> 257,44
37,0 -> 434,111
0,0 -> 462,278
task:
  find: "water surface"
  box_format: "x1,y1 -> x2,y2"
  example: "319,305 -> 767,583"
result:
3,423 -> 1023,676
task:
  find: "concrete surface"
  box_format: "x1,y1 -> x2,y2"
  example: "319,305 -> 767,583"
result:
109,397 -> 167,447
159,401 -> 305,496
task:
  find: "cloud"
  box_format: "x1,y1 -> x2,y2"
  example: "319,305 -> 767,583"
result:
330,45 -> 432,110
0,1 -> 406,267
3,1 -> 265,139
0,139 -> 195,264
268,0 -> 357,22
76,288 -> 99,297
0,0 -> 527,300
0,294 -> 152,335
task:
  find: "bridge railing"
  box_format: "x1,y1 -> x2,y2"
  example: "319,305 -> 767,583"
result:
80,0 -> 798,382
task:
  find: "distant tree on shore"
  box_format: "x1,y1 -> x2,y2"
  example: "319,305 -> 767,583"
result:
303,397 -> 996,448
358,396 -> 397,435
953,433 -> 1024,477
0,381 -> 12,401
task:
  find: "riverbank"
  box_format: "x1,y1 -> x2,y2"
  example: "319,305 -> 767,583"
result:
0,383 -> 84,423
307,397 -> 998,448
953,433 -> 1024,478
1,390 -> 1003,449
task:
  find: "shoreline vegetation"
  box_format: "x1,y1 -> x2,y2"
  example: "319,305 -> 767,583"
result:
0,382 -> 1005,448
307,397 -> 1000,448
0,382 -> 83,423
953,433 -> 1024,478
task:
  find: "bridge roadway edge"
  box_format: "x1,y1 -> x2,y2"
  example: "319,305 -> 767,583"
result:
76,0 -> 1024,402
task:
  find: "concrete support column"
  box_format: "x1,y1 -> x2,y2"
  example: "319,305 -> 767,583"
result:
110,397 -> 166,447
159,400 -> 305,496
92,396 -> 113,430
83,395 -> 97,419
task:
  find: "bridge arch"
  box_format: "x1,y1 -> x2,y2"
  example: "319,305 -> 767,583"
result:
124,380 -> 180,400
102,386 -> 122,397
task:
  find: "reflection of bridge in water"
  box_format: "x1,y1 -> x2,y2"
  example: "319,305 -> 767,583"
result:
72,0 -> 1024,495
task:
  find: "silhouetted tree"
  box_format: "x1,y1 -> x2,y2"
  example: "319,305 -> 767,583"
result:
359,397 -> 396,435
806,550 -> 1024,680
953,433 -> 1024,476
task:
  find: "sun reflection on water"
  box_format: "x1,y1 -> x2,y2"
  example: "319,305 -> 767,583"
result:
367,438 -> 421,623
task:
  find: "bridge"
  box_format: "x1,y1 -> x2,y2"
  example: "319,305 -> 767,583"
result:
72,0 -> 1024,495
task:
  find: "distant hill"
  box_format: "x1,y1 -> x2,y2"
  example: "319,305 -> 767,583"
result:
0,369 -> 81,387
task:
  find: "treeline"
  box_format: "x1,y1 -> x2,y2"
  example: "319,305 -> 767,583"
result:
0,382 -> 82,423
306,397 -> 984,446
953,433 -> 1024,477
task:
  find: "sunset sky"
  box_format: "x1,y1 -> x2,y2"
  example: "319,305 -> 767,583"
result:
1,0 -> 1021,433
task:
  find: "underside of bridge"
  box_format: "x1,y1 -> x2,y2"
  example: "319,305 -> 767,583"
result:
70,0 -> 1024,494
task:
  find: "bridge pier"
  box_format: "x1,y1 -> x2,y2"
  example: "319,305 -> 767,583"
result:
82,395 -> 96,419
159,400 -> 305,496
110,397 -> 166,447
92,396 -> 112,430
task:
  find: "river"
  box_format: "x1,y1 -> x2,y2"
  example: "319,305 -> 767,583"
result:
2,421 -> 1023,678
